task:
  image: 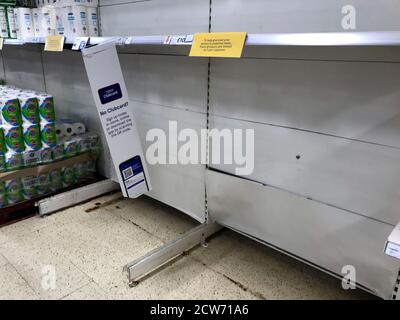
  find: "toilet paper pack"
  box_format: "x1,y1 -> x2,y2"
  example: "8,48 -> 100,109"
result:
23,124 -> 42,151
3,125 -> 25,153
5,152 -> 23,171
1,96 -> 22,126
19,95 -> 40,125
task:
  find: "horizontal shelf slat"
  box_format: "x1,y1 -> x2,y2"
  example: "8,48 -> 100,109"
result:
3,31 -> 400,48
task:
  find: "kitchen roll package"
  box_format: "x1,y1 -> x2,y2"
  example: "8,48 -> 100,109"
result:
65,5 -> 88,37
14,7 -> 35,39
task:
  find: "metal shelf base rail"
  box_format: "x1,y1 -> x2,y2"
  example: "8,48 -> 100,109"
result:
37,179 -> 120,216
123,221 -> 222,287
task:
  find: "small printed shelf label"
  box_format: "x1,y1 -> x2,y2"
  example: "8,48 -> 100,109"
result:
385,222 -> 400,260
44,36 -> 65,52
72,37 -> 90,51
164,35 -> 193,45
189,32 -> 247,58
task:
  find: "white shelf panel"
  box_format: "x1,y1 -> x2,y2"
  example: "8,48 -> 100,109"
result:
3,31 -> 400,48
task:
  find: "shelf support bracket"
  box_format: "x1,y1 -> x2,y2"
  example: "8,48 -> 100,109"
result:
123,220 -> 222,287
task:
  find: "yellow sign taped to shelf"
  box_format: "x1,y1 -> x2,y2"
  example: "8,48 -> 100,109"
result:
44,36 -> 65,52
189,32 -> 247,58
0,38 -> 3,51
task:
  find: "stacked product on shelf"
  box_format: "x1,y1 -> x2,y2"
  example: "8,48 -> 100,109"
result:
0,0 -> 99,40
0,84 -> 100,208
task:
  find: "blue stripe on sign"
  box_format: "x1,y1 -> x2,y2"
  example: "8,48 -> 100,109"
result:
127,179 -> 145,190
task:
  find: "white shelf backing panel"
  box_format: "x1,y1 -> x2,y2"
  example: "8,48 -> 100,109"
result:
206,169 -> 400,299
209,115 -> 400,227
99,0 -> 210,36
209,58 -> 400,148
120,54 -> 208,114
120,53 -> 208,222
211,0 -> 400,33
2,45 -> 46,92
133,101 -> 207,223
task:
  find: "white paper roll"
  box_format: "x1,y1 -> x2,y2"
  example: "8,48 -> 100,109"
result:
41,6 -> 56,36
72,122 -> 86,135
56,122 -> 74,138
15,8 -> 35,40
32,8 -> 44,37
0,7 -> 9,39
55,7 -> 66,36
65,5 -> 89,38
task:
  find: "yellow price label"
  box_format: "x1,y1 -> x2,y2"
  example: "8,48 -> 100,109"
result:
0,38 -> 4,51
44,36 -> 65,52
189,32 -> 247,58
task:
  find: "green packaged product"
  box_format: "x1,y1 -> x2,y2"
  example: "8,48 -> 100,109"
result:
64,139 -> 78,158
22,124 -> 42,151
84,160 -> 97,178
50,169 -> 63,192
0,127 -> 5,154
76,135 -> 91,154
40,122 -> 57,148
6,7 -> 17,39
0,153 -> 5,172
19,96 -> 40,124
21,175 -> 38,200
22,149 -> 40,167
52,143 -> 64,161
0,193 -> 6,208
62,166 -> 75,188
37,172 -> 51,195
1,96 -> 22,126
73,162 -> 86,182
5,152 -> 23,171
0,6 -> 8,39
3,125 -> 24,153
5,178 -> 23,205
39,147 -> 53,164
37,95 -> 56,123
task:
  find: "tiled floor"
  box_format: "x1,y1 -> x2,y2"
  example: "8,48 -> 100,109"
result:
0,192 -> 375,300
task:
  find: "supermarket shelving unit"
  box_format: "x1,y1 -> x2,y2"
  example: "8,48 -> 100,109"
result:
3,30 -> 400,299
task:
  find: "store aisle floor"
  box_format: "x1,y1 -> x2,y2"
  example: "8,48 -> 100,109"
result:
0,192 -> 375,300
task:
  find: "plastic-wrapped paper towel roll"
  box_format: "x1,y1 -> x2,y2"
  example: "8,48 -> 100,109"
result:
65,5 -> 88,37
0,7 -> 9,38
32,8 -> 43,37
15,7 -> 35,40
5,151 -> 23,171
6,7 -> 17,39
72,122 -> 86,135
55,121 -> 73,140
3,125 -> 25,153
86,6 -> 98,37
41,6 -> 56,36
22,123 -> 42,151
1,96 -> 22,127
55,7 -> 66,36
56,120 -> 86,140
40,122 -> 57,148
19,95 -> 40,125
37,95 -> 56,123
